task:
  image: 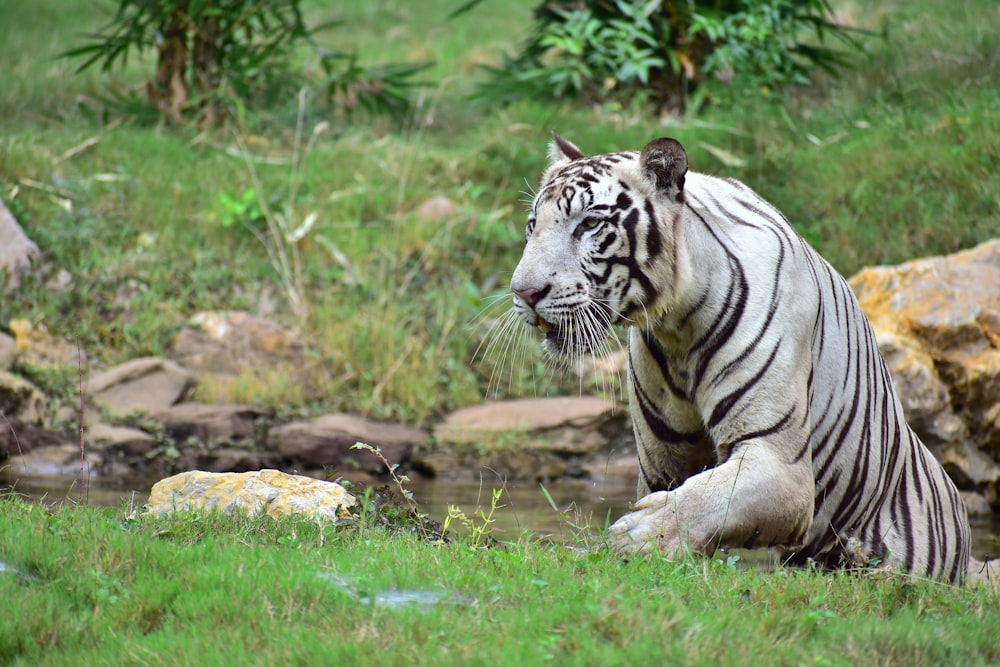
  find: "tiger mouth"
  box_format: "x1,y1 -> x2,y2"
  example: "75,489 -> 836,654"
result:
536,315 -> 604,355
537,317 -> 577,341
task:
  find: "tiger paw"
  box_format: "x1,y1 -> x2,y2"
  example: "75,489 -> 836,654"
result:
607,491 -> 687,555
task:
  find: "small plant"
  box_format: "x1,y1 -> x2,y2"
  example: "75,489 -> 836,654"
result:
217,189 -> 265,230
689,0 -> 858,104
442,487 -> 505,550
228,88 -> 323,322
350,441 -> 433,542
539,483 -> 605,550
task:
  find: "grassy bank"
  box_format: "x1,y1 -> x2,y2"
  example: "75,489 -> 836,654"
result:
1,497 -> 998,666
1,0 -> 998,425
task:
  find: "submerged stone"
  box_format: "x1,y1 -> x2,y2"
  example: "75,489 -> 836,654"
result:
5,442 -> 98,477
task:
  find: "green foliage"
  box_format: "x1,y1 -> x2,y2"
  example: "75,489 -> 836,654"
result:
318,53 -> 435,117
690,0 -> 859,103
350,442 -> 440,541
533,0 -> 667,97
61,0 -> 430,125
63,0 -> 314,125
443,487 -> 505,549
0,498 -> 998,665
225,89 -> 323,322
64,0 -> 310,75
2,0 -> 998,423
479,0 -> 863,111
217,189 -> 264,229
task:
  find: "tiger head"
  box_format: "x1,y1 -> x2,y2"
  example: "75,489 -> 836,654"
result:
510,134 -> 689,358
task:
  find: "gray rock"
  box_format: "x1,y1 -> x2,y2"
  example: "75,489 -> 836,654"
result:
7,319 -> 79,368
434,397 -> 621,455
86,357 -> 196,417
410,448 -> 569,483
0,332 -> 15,370
0,417 -> 69,458
582,455 -> 641,486
176,447 -> 281,474
962,491 -> 994,518
168,311 -> 306,376
270,414 -> 427,474
416,196 -> 457,221
5,443 -> 99,477
151,402 -> 265,443
0,369 -> 47,426
0,197 -> 39,290
86,422 -> 157,457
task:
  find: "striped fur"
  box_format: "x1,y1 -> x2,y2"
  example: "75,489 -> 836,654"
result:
510,135 -> 972,583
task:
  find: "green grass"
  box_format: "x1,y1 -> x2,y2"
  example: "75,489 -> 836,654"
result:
2,4 -> 998,661
1,497 -> 998,666
0,0 -> 997,423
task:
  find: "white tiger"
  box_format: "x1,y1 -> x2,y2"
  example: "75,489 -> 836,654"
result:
509,134 -> 992,584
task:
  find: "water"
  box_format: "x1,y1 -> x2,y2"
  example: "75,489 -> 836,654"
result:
405,477 -> 638,540
0,472 -> 153,510
317,572 -> 477,609
2,471 -> 998,560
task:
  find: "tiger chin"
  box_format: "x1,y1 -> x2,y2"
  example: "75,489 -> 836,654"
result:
510,133 -> 996,585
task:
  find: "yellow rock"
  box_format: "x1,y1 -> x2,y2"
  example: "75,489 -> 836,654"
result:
9,318 -> 80,368
146,469 -> 356,523
848,239 -> 1000,499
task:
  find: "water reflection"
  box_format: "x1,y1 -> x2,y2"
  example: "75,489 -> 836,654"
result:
406,478 -> 1000,561
0,472 -> 152,510
3,471 -> 998,560
318,572 -> 477,609
405,477 -> 636,541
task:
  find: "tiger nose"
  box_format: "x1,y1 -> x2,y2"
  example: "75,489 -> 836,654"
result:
513,286 -> 543,307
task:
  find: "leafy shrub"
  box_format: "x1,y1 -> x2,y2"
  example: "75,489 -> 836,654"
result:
63,0 -> 430,126
477,0 -> 863,112
64,0 -> 313,127
318,53 -> 434,117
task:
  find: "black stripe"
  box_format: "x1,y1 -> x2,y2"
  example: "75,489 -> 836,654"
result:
595,230 -> 617,255
690,256 -> 748,393
707,341 -> 782,430
716,406 -> 795,455
629,355 -> 703,447
640,330 -> 689,400
677,289 -> 710,328
707,242 -> 785,390
896,463 -> 917,573
638,455 -> 660,494
643,199 -> 662,260
814,468 -> 841,521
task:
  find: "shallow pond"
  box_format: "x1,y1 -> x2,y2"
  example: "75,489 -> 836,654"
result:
2,470 -> 999,561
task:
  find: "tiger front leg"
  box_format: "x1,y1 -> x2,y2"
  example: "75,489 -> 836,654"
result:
608,445 -> 815,556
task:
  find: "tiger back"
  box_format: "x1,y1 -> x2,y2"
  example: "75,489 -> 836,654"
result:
510,134 -> 973,583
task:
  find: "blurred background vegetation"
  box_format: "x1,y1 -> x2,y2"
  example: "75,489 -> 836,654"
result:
0,0 -> 997,424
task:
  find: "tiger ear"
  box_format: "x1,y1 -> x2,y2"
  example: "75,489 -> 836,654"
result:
549,132 -> 585,164
640,137 -> 688,203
